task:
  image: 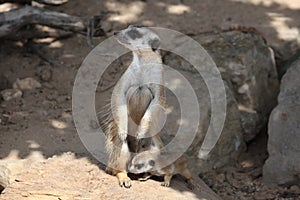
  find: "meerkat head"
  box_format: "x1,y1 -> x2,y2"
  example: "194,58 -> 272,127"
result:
114,25 -> 160,52
128,150 -> 158,174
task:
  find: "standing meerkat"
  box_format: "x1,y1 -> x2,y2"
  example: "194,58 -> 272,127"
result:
103,25 -> 165,188
128,149 -> 194,190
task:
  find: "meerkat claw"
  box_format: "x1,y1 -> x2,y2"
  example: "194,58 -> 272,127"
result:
119,178 -> 132,188
161,182 -> 170,187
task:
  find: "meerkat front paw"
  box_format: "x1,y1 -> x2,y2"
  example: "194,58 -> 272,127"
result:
116,172 -> 132,188
119,177 -> 132,188
161,182 -> 170,187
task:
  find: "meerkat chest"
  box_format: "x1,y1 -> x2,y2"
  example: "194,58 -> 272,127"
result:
128,64 -> 163,86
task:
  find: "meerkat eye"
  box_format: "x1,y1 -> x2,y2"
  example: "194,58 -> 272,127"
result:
149,160 -> 155,167
135,163 -> 144,169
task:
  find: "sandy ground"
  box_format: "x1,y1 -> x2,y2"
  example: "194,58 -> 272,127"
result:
0,0 -> 300,199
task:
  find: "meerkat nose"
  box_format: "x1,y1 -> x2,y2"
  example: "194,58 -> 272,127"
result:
113,31 -> 119,35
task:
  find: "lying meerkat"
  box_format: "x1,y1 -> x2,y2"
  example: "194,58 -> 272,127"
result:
103,25 -> 165,188
128,149 -> 194,189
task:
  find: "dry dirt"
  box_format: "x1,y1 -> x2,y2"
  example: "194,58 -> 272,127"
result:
0,0 -> 300,199
0,152 -> 221,200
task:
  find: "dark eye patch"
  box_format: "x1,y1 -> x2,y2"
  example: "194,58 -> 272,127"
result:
134,163 -> 144,170
127,29 -> 143,40
149,160 -> 155,167
132,24 -> 145,28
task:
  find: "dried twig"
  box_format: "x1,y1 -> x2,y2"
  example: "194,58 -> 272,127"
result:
0,0 -> 68,6
0,5 -> 105,39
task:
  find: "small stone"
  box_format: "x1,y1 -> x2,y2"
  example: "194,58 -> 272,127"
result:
0,89 -> 22,101
21,192 -> 29,197
13,77 -> 41,90
0,164 -> 10,190
290,185 -> 300,193
38,67 -> 52,82
238,83 -> 249,94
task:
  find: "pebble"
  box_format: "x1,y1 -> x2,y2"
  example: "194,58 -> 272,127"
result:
238,83 -> 249,94
290,185 -> 300,193
0,164 -> 10,189
0,89 -> 22,101
13,77 -> 41,90
38,67 -> 52,82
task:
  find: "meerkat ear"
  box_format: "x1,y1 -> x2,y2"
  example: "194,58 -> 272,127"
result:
149,160 -> 155,167
149,38 -> 160,51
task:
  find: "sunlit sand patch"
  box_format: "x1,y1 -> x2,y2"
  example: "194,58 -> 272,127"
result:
105,1 -> 145,23
167,4 -> 191,15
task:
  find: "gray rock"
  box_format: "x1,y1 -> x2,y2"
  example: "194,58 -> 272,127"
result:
263,55 -> 300,187
0,165 -> 10,192
0,88 -> 22,101
163,31 -> 278,170
160,68 -> 244,171
240,110 -> 265,142
13,77 -> 41,91
272,42 -> 300,79
38,66 -> 52,82
193,31 -> 279,143
199,82 -> 244,169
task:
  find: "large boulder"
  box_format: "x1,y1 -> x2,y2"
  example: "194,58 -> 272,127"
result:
0,164 -> 10,193
163,31 -> 279,171
194,31 -> 279,142
160,68 -> 243,171
0,153 -> 43,194
263,55 -> 300,187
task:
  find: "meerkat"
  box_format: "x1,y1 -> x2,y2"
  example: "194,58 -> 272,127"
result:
128,149 -> 194,190
103,25 -> 165,188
